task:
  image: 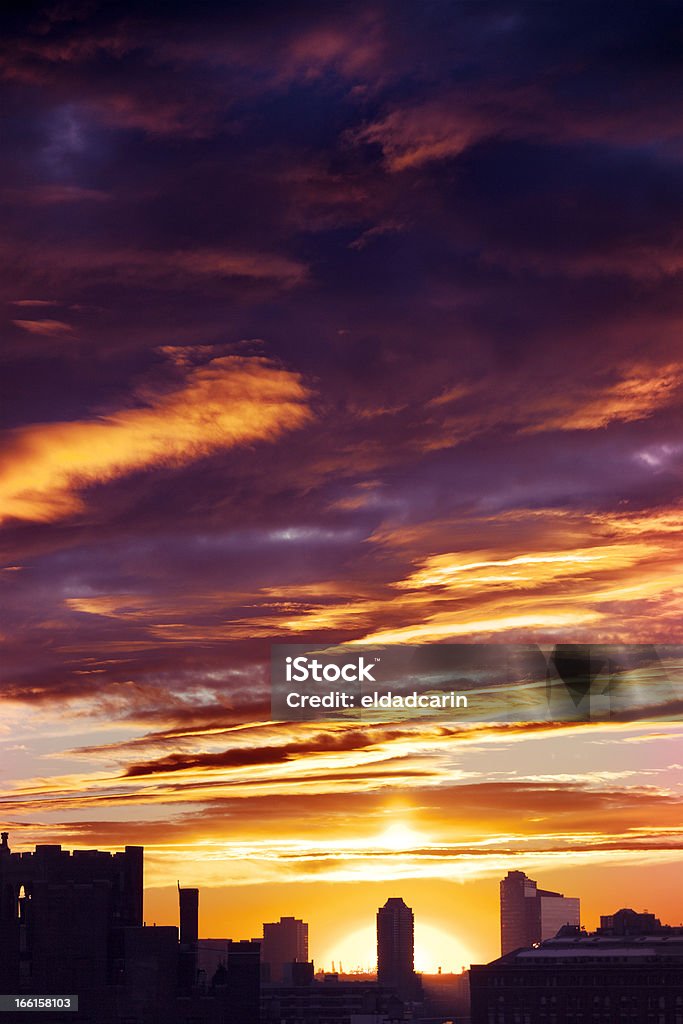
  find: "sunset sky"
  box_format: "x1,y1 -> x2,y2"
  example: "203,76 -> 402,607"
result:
1,1 -> 682,972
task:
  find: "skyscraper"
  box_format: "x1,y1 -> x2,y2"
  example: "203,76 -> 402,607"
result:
178,884 -> 199,989
377,897 -> 418,1000
500,870 -> 580,954
261,916 -> 308,983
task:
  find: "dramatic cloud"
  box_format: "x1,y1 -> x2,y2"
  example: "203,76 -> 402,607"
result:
0,356 -> 312,522
218,505 -> 683,645
1,0 -> 683,960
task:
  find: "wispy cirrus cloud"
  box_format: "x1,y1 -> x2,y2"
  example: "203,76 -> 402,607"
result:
424,363 -> 683,447
2,185 -> 110,204
351,75 -> 683,174
219,504 -> 683,644
2,243 -> 308,289
11,318 -> 74,336
522,364 -> 683,432
0,356 -> 312,523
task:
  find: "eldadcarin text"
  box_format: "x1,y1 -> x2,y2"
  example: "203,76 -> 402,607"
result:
285,691 -> 468,709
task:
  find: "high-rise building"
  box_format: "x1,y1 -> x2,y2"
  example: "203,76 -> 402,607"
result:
178,884 -> 199,989
377,897 -> 419,1000
261,915 -> 308,983
500,870 -> 580,954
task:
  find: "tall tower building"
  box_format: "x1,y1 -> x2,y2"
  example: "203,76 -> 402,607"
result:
178,886 -> 199,946
178,884 -> 199,988
500,870 -> 580,954
377,897 -> 418,1000
261,916 -> 308,983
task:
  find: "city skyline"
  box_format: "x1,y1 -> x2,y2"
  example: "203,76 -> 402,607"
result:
1,0 -> 682,978
5,833 -> 680,1021
1,831 -> 679,977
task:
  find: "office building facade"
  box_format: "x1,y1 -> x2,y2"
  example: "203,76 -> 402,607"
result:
500,869 -> 580,954
376,897 -> 420,1001
261,915 -> 308,983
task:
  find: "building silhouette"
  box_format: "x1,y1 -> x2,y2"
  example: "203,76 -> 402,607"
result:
15,827 -> 682,1024
177,883 -> 199,989
471,915 -> 683,1024
0,830 -> 143,995
261,970 -> 406,1024
0,834 -> 260,1024
500,869 -> 580,954
598,906 -> 667,936
376,896 -> 420,1001
261,915 -> 308,983
211,939 -> 261,1022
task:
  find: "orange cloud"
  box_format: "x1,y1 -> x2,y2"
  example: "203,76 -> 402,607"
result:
392,542 -> 655,593
3,724 -> 682,894
11,319 -> 74,336
351,99 -> 487,171
0,356 -> 312,523
426,363 -> 683,447
56,503 -> 683,648
227,504 -> 683,644
524,364 -> 683,431
352,85 -> 683,175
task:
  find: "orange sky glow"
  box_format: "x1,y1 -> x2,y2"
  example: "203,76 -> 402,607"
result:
2,0 -> 683,978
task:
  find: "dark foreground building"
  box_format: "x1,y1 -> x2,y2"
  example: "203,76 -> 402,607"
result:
0,834 -> 260,1024
421,970 -> 470,1022
261,915 -> 309,982
471,923 -> 683,1024
0,831 -> 143,995
261,971 -> 406,1023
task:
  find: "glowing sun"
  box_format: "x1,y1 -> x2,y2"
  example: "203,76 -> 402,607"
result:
377,823 -> 426,850
322,921 -> 471,975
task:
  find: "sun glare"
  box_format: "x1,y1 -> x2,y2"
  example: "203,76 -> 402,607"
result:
321,921 -> 471,975
378,823 -> 426,851
414,922 -> 471,974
